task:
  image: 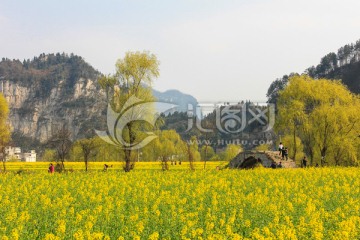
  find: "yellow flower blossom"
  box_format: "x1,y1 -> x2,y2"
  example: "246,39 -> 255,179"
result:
0,166 -> 359,239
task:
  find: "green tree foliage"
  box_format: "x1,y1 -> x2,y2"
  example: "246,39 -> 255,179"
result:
221,144 -> 242,162
254,144 -> 271,151
71,137 -> 124,163
140,140 -> 157,162
267,73 -> 299,104
178,136 -> 201,170
92,138 -> 124,162
0,93 -> 11,171
41,149 -> 56,162
279,135 -> 304,164
160,111 -> 201,141
152,130 -> 183,170
200,145 -> 216,161
98,51 -> 160,172
277,75 -> 360,166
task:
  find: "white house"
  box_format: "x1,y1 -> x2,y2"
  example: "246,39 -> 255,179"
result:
22,150 -> 37,162
5,147 -> 22,160
4,146 -> 37,162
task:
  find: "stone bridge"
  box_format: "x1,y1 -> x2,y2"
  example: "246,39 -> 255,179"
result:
229,151 -> 297,169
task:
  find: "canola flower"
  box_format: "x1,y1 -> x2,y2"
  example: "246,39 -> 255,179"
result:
3,161 -> 223,172
0,167 -> 360,239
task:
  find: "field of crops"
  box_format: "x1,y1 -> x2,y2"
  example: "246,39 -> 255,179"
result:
2,161 -> 224,172
1,166 -> 360,239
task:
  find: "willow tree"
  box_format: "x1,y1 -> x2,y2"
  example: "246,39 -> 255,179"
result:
152,130 -> 183,170
222,144 -> 242,162
277,75 -> 360,166
275,76 -> 309,163
178,136 -> 201,171
98,51 -> 160,172
0,93 -> 11,172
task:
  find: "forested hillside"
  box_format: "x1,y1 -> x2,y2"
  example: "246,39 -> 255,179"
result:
267,39 -> 360,103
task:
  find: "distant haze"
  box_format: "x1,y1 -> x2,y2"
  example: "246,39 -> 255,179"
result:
1,0 -> 360,101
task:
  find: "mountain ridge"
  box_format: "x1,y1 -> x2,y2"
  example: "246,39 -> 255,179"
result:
0,53 -> 198,148
267,39 -> 360,103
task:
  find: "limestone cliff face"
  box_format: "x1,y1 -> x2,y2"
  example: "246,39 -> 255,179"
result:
0,54 -> 107,143
0,53 -> 199,146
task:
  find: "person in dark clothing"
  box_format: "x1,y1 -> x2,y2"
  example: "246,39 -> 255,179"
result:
281,147 -> 286,160
270,162 -> 277,169
302,157 -> 307,168
277,162 -> 283,168
283,147 -> 288,161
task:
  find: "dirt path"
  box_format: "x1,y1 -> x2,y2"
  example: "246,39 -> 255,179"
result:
265,151 -> 297,168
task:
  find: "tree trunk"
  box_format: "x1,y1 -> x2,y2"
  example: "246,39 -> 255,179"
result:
204,145 -> 208,170
124,149 -> 132,172
162,157 -> 169,171
320,147 -> 327,166
124,123 -> 135,172
309,147 -> 314,166
85,155 -> 88,171
61,159 -> 65,171
302,131 -> 314,166
188,144 -> 194,171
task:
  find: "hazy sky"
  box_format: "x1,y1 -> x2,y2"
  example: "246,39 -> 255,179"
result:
1,0 -> 359,102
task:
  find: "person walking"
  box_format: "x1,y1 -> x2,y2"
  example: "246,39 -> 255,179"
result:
48,163 -> 54,173
278,142 -> 283,156
284,147 -> 288,161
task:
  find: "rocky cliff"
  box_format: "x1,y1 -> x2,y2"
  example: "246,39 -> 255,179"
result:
0,53 -> 107,143
0,53 -> 199,147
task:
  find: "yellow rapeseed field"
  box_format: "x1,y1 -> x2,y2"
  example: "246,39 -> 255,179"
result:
3,161 -> 223,172
0,166 -> 359,239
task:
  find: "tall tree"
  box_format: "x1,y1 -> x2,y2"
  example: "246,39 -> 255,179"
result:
276,75 -> 360,166
0,93 -> 11,172
98,51 -> 160,172
266,73 -> 299,104
48,125 -> 72,171
199,119 -> 216,169
179,136 -> 200,171
153,130 -> 183,170
75,138 -> 99,171
200,145 -> 215,162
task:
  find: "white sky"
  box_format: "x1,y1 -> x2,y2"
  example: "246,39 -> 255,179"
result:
1,0 -> 359,102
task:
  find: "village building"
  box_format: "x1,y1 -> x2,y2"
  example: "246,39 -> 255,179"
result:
3,146 -> 37,162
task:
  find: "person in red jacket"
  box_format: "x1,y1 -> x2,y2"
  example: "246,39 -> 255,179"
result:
48,163 -> 55,173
